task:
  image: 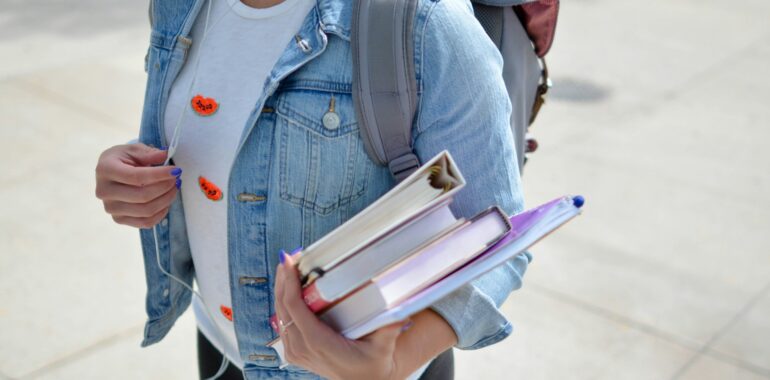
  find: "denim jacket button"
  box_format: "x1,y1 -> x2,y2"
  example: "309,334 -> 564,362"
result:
160,218 -> 168,227
248,354 -> 276,361
322,111 -> 340,130
295,35 -> 311,54
237,193 -> 266,202
239,276 -> 268,285
162,288 -> 169,297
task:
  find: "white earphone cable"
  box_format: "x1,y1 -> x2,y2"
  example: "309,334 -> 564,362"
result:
153,1 -> 243,379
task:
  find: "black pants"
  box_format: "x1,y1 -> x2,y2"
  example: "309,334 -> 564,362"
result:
197,330 -> 245,380
198,330 -> 454,380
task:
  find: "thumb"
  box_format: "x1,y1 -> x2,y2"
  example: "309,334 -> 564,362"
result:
361,320 -> 410,351
125,143 -> 169,167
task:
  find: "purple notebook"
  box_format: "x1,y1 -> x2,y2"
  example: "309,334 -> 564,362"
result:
340,195 -> 583,339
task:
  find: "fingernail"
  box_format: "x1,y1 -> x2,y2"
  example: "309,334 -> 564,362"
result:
279,250 -> 287,265
160,145 -> 168,151
175,178 -> 182,189
170,168 -> 182,176
400,320 -> 414,333
290,246 -> 303,256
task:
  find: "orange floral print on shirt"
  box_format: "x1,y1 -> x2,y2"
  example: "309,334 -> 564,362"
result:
198,176 -> 223,201
220,305 -> 233,322
191,94 -> 219,116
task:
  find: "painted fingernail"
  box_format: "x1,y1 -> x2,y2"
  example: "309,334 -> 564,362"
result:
279,250 -> 287,265
175,178 -> 182,189
290,246 -> 303,256
160,145 -> 168,151
400,320 -> 414,333
170,168 -> 182,176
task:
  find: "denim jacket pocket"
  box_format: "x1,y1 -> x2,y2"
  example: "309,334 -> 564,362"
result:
275,89 -> 370,216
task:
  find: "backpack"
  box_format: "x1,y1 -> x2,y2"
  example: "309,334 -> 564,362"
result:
351,0 -> 559,182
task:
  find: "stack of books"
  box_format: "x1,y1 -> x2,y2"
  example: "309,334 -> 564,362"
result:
268,151 -> 583,361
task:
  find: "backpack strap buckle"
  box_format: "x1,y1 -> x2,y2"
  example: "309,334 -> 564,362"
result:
388,153 -> 421,183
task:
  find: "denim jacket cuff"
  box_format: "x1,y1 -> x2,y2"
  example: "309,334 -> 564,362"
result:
429,283 -> 514,350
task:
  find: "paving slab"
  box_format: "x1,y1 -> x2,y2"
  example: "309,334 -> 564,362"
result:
32,311 -> 198,380
0,0 -> 149,80
0,160 -> 149,378
678,354 -> 769,380
18,59 -> 148,132
454,289 -> 695,380
520,12 -> 770,349
709,285 -> 770,374
0,76 -> 147,377
0,80 -> 136,183
522,234 -> 756,348
538,0 -> 770,138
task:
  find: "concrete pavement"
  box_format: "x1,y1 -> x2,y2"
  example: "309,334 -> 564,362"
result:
1,0 -> 769,379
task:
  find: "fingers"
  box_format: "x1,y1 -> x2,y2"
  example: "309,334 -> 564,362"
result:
275,253 -> 343,365
274,252 -> 289,328
96,144 -> 179,187
274,254 -> 313,367
112,205 -> 170,229
278,254 -> 336,340
97,177 -> 177,203
125,143 -> 170,166
103,184 -> 178,218
102,162 -> 180,187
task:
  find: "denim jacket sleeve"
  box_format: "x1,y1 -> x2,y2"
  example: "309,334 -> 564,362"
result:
412,0 -> 532,350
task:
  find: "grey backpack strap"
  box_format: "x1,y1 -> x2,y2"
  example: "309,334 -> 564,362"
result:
352,0 -> 420,182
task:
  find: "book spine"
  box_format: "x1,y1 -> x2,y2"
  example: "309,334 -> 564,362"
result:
302,281 -> 332,313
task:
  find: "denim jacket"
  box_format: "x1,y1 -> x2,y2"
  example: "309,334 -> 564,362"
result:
138,0 -> 532,378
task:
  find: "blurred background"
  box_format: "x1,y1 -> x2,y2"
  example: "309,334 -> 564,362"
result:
1,0 -> 769,379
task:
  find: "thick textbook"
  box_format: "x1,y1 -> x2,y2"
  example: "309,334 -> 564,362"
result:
318,207 -> 512,331
297,151 -> 465,283
302,204 -> 460,312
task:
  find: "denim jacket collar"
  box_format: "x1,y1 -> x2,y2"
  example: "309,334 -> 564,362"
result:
315,0 -> 352,41
152,0 -> 352,154
149,0 -> 351,50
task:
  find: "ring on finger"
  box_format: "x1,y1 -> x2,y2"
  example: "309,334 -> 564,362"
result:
279,319 -> 294,335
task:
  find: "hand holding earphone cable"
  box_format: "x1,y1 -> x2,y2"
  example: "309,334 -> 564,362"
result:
94,142 -> 232,379
95,142 -> 232,380
95,143 -> 182,229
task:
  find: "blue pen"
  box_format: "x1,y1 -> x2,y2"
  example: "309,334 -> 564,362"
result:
572,195 -> 585,208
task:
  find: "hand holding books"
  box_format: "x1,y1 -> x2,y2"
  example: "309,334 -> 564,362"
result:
269,151 -> 584,367
273,251 -> 411,379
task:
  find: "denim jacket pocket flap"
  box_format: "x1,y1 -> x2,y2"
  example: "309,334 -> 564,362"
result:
275,89 -> 369,216
275,88 -> 358,137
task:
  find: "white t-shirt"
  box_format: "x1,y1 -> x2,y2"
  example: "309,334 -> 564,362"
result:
163,0 -> 315,368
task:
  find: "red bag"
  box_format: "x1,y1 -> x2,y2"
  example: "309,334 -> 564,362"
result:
514,0 -> 559,58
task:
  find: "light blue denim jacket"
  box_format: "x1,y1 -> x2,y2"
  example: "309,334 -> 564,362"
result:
138,0 -> 532,378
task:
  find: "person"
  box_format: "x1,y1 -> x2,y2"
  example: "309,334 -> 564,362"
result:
95,0 -> 534,378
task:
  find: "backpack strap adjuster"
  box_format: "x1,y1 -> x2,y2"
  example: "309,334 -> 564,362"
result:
388,153 -> 421,183
529,58 -> 551,126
